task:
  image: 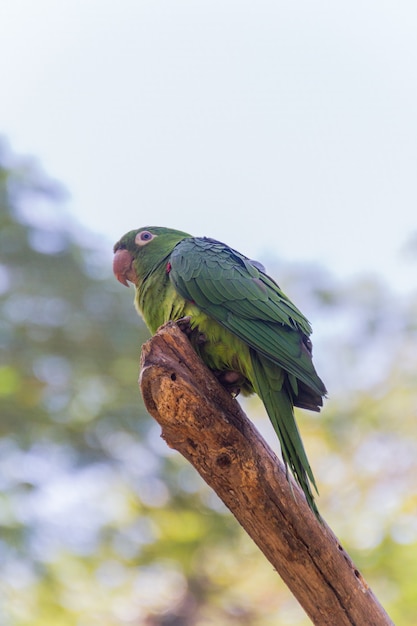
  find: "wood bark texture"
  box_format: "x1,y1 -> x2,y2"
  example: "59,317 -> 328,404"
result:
139,322 -> 393,626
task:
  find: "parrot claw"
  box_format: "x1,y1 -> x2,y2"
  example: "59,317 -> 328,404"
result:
176,317 -> 206,344
176,316 -> 193,334
213,370 -> 243,398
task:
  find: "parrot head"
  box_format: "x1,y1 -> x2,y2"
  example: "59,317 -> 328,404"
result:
113,226 -> 191,287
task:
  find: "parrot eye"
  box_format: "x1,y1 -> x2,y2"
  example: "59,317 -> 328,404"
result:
135,230 -> 155,246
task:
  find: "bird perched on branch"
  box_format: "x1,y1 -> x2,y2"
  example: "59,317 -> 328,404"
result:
113,226 -> 326,516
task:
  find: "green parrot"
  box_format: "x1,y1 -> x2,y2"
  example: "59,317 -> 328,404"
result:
113,226 -> 326,516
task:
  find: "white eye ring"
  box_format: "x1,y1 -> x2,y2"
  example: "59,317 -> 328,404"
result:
135,230 -> 155,246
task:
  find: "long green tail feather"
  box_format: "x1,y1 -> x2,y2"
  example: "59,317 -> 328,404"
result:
250,350 -> 319,518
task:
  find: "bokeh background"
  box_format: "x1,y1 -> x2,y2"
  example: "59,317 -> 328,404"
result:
1,2 -> 416,624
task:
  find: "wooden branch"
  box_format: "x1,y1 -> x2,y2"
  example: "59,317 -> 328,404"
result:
139,322 -> 393,626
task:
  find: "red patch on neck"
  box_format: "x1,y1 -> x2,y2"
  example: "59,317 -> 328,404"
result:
166,262 -> 172,274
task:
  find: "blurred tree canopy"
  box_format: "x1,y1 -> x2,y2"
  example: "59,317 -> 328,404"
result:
1,141 -> 416,625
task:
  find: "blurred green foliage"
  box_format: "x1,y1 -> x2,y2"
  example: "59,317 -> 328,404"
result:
1,142 -> 416,625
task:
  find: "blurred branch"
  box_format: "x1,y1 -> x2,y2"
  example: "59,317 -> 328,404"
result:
140,322 -> 393,626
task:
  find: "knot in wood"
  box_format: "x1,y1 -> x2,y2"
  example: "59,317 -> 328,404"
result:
216,452 -> 232,468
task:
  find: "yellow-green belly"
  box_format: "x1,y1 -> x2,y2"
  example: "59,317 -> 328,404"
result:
137,283 -> 254,395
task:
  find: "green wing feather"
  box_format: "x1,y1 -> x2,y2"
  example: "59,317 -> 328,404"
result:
169,237 -> 325,515
170,237 -> 326,401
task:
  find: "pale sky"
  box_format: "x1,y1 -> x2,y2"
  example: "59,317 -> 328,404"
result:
1,0 -> 416,291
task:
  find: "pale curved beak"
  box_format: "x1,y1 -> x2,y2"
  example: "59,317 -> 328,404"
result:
113,248 -> 137,286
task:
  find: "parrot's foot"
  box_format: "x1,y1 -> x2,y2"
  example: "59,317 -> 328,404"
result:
176,316 -> 206,344
176,316 -> 192,334
213,370 -> 244,398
